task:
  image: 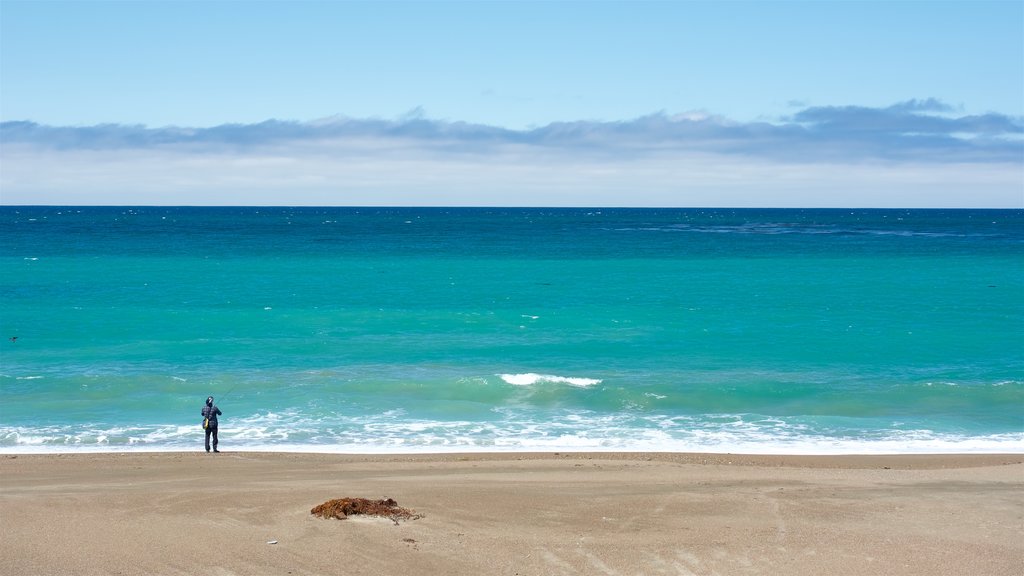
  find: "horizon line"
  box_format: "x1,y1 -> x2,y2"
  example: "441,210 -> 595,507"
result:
2,204 -> 1021,211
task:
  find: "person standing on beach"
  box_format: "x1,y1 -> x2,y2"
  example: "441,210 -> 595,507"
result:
201,396 -> 222,453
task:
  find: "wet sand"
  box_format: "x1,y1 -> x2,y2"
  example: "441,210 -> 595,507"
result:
1,452 -> 1021,575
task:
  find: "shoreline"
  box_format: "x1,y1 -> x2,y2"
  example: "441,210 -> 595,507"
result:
3,452 -> 1022,575
3,438 -> 1022,457
2,449 -> 1023,467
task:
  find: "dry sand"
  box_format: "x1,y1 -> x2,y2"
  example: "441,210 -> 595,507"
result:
1,452 -> 1021,576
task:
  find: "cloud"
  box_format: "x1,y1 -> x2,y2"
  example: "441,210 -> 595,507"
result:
887,98 -> 958,114
790,101 -> 1019,141
3,99 -> 1020,162
3,143 -> 1017,208
1,100 -> 1022,207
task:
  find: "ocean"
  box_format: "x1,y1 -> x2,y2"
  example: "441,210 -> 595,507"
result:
1,207 -> 1021,454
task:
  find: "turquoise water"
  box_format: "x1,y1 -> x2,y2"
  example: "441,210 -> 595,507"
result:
1,207 -> 1021,453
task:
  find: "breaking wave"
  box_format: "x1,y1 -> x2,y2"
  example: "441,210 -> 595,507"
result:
498,373 -> 602,387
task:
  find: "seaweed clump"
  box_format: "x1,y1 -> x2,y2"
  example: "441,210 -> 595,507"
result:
311,497 -> 421,524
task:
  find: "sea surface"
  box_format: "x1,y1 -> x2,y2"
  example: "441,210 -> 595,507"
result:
1,207 -> 1021,454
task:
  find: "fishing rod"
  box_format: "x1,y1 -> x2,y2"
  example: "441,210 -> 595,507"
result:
199,382 -> 240,412
202,383 -> 239,430
213,382 -> 241,404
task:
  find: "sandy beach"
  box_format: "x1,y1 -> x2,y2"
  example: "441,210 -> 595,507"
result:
1,452 -> 1021,575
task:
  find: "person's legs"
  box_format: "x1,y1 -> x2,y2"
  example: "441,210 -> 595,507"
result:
205,427 -> 212,452
211,425 -> 219,452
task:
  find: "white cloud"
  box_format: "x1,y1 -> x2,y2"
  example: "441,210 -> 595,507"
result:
2,142 -> 1020,208
1,101 -> 1021,207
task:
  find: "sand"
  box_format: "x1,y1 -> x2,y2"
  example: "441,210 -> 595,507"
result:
1,452 -> 1021,575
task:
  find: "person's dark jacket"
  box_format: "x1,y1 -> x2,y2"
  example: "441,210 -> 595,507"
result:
202,404 -> 222,426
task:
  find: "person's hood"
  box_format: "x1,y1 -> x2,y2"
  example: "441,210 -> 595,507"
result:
206,396 -> 214,406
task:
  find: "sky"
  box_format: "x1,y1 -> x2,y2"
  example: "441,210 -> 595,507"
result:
1,0 -> 1022,207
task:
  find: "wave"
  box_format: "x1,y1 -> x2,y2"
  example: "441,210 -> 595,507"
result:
498,373 -> 602,387
3,410 -> 1021,455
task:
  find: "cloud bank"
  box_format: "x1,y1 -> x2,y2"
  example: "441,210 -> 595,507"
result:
2,100 -> 1021,207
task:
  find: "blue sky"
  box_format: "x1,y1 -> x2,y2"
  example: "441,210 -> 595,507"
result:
1,0 -> 1022,207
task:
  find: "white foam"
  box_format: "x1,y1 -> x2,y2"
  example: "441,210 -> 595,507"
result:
499,373 -> 602,387
2,408 -> 1022,456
